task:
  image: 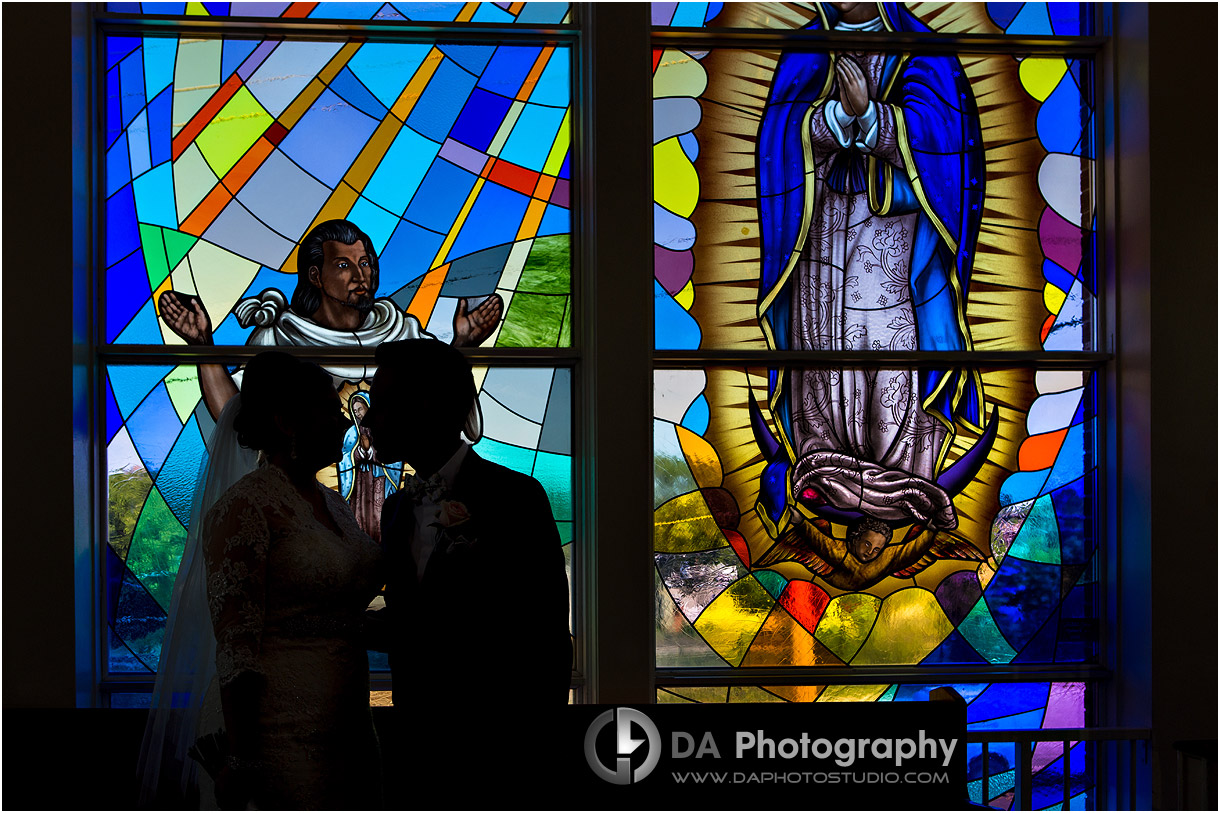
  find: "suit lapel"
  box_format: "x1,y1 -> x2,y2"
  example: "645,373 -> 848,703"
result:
420,448 -> 485,583
384,491 -> 417,561
450,447 -> 485,503
382,492 -> 422,595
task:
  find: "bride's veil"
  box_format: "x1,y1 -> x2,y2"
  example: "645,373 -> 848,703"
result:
137,394 -> 257,805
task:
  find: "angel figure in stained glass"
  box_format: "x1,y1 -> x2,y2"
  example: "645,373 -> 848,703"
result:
751,2 -> 996,587
755,512 -> 986,591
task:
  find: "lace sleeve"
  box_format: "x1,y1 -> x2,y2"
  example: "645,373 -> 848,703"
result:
203,491 -> 270,687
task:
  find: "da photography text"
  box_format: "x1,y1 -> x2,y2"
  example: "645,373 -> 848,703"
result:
569,701 -> 966,809
675,728 -> 958,767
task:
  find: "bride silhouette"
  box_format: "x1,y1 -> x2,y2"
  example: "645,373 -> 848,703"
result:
138,351 -> 383,809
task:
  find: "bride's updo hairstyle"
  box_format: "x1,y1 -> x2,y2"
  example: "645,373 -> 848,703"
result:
234,351 -> 333,452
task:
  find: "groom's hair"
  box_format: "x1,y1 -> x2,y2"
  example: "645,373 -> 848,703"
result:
292,219 -> 380,317
375,339 -> 476,434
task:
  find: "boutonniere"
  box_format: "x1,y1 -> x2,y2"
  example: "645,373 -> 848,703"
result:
435,499 -> 471,528
431,500 -> 477,555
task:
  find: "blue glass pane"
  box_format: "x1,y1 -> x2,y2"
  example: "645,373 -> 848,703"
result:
328,66 -> 389,119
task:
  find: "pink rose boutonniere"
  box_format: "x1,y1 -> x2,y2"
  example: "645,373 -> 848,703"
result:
436,500 -> 471,528
432,500 -> 476,555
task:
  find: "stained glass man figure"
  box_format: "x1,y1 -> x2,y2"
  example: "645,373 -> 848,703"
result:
159,219 -> 501,419
754,2 -> 988,550
158,218 -> 501,535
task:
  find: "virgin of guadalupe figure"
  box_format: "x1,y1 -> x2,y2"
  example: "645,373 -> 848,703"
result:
754,2 -> 987,544
338,391 -> 402,542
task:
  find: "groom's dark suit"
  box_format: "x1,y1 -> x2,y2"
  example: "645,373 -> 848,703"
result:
378,448 -> 571,797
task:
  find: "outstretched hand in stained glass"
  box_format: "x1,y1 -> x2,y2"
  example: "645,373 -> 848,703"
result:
159,291 -> 214,346
453,294 -> 504,347
150,218 -> 502,539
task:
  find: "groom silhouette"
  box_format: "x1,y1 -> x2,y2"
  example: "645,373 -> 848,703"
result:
364,339 -> 571,802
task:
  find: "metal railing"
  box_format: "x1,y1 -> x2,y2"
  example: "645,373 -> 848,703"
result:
967,728 -> 1150,810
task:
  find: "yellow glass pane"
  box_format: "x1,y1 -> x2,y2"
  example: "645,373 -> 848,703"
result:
195,86 -> 272,177
851,588 -> 954,665
693,576 -> 774,666
655,491 -> 726,553
814,592 -> 881,663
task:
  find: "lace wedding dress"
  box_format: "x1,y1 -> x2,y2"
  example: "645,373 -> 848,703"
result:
203,462 -> 384,809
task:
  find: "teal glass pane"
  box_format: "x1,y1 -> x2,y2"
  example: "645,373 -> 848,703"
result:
104,363 -> 573,674
988,2 -> 1094,36
101,34 -> 572,347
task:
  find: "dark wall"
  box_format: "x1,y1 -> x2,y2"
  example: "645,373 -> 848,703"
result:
2,2 -> 79,709
1148,3 -> 1219,808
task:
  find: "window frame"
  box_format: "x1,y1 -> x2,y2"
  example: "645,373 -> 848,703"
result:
81,1 -> 601,704
64,3 -> 1155,724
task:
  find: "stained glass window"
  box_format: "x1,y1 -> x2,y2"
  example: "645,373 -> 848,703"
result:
105,363 -> 573,673
103,33 -> 573,348
652,2 -> 1104,807
88,10 -> 1126,800
98,5 -> 577,686
655,366 -> 1098,667
106,2 -> 572,24
652,43 -> 1096,352
651,2 -> 1094,36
